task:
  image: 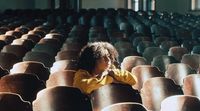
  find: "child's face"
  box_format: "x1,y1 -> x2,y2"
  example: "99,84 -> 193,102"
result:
95,55 -> 111,72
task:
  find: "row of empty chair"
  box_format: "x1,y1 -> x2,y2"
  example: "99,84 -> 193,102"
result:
0,8 -> 199,111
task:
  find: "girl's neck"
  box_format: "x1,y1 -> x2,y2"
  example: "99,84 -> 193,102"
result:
91,69 -> 103,77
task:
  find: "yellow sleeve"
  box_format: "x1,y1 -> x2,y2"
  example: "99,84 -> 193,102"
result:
112,69 -> 137,86
73,70 -> 113,94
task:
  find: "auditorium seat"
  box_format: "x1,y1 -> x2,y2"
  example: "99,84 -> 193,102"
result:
181,40 -> 200,52
0,66 -> 8,77
137,41 -> 156,54
0,92 -> 32,111
0,73 -> 45,102
11,38 -> 35,50
160,40 -> 179,52
132,36 -> 152,48
0,35 -> 16,44
142,47 -> 167,64
90,83 -> 142,111
33,86 -> 92,111
31,44 -> 59,57
38,38 -> 62,49
191,45 -> 200,54
14,26 -> 30,34
153,36 -> 170,46
141,77 -> 183,111
10,61 -> 50,81
183,74 -> 200,98
101,102 -> 147,111
1,45 -> 28,59
5,30 -> 23,38
160,95 -> 200,111
131,65 -> 164,91
50,60 -> 78,73
46,70 -> 76,87
181,54 -> 200,71
120,56 -> 147,72
55,50 -> 80,61
168,46 -> 189,62
151,55 -> 179,73
44,33 -> 66,43
23,51 -> 55,68
165,63 -> 196,86
28,30 -> 46,38
21,34 -> 42,43
0,52 -> 21,70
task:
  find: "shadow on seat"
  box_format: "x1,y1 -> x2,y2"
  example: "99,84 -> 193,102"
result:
90,83 -> 142,111
23,51 -> 55,68
33,86 -> 92,111
131,65 -> 164,91
141,77 -> 183,111
160,95 -> 200,111
0,92 -> 32,111
46,70 -> 76,88
120,56 -> 147,72
10,61 -> 50,81
165,63 -> 197,86
0,73 -> 45,102
183,74 -> 200,98
0,52 -> 21,70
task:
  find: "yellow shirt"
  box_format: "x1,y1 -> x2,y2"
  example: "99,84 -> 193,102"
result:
73,69 -> 137,94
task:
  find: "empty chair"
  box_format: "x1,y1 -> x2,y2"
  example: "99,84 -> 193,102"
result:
23,51 -> 55,68
120,56 -> 147,72
11,38 -> 35,50
46,70 -> 76,88
44,33 -> 66,42
10,61 -> 50,81
38,38 -> 62,49
55,50 -> 80,61
0,73 -> 45,102
32,44 -> 59,57
0,40 -> 6,50
137,41 -> 156,54
165,63 -> 196,86
28,30 -> 46,38
1,45 -> 28,59
151,55 -> 179,73
5,30 -> 23,38
153,36 -> 170,46
21,34 -> 42,43
50,60 -> 78,73
131,65 -> 164,91
0,35 -> 16,44
191,45 -> 200,54
132,36 -> 151,48
142,47 -> 167,64
168,46 -> 189,62
181,54 -> 200,71
0,52 -> 21,70
15,26 -> 30,34
141,77 -> 183,111
0,92 -> 32,111
101,102 -> 147,111
160,40 -> 179,52
183,74 -> 200,98
160,95 -> 200,111
90,83 -> 142,111
61,42 -> 84,52
33,86 -> 92,111
0,65 -> 8,77
181,40 -> 200,52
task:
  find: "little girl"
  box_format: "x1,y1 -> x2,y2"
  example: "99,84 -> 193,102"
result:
73,42 -> 137,94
